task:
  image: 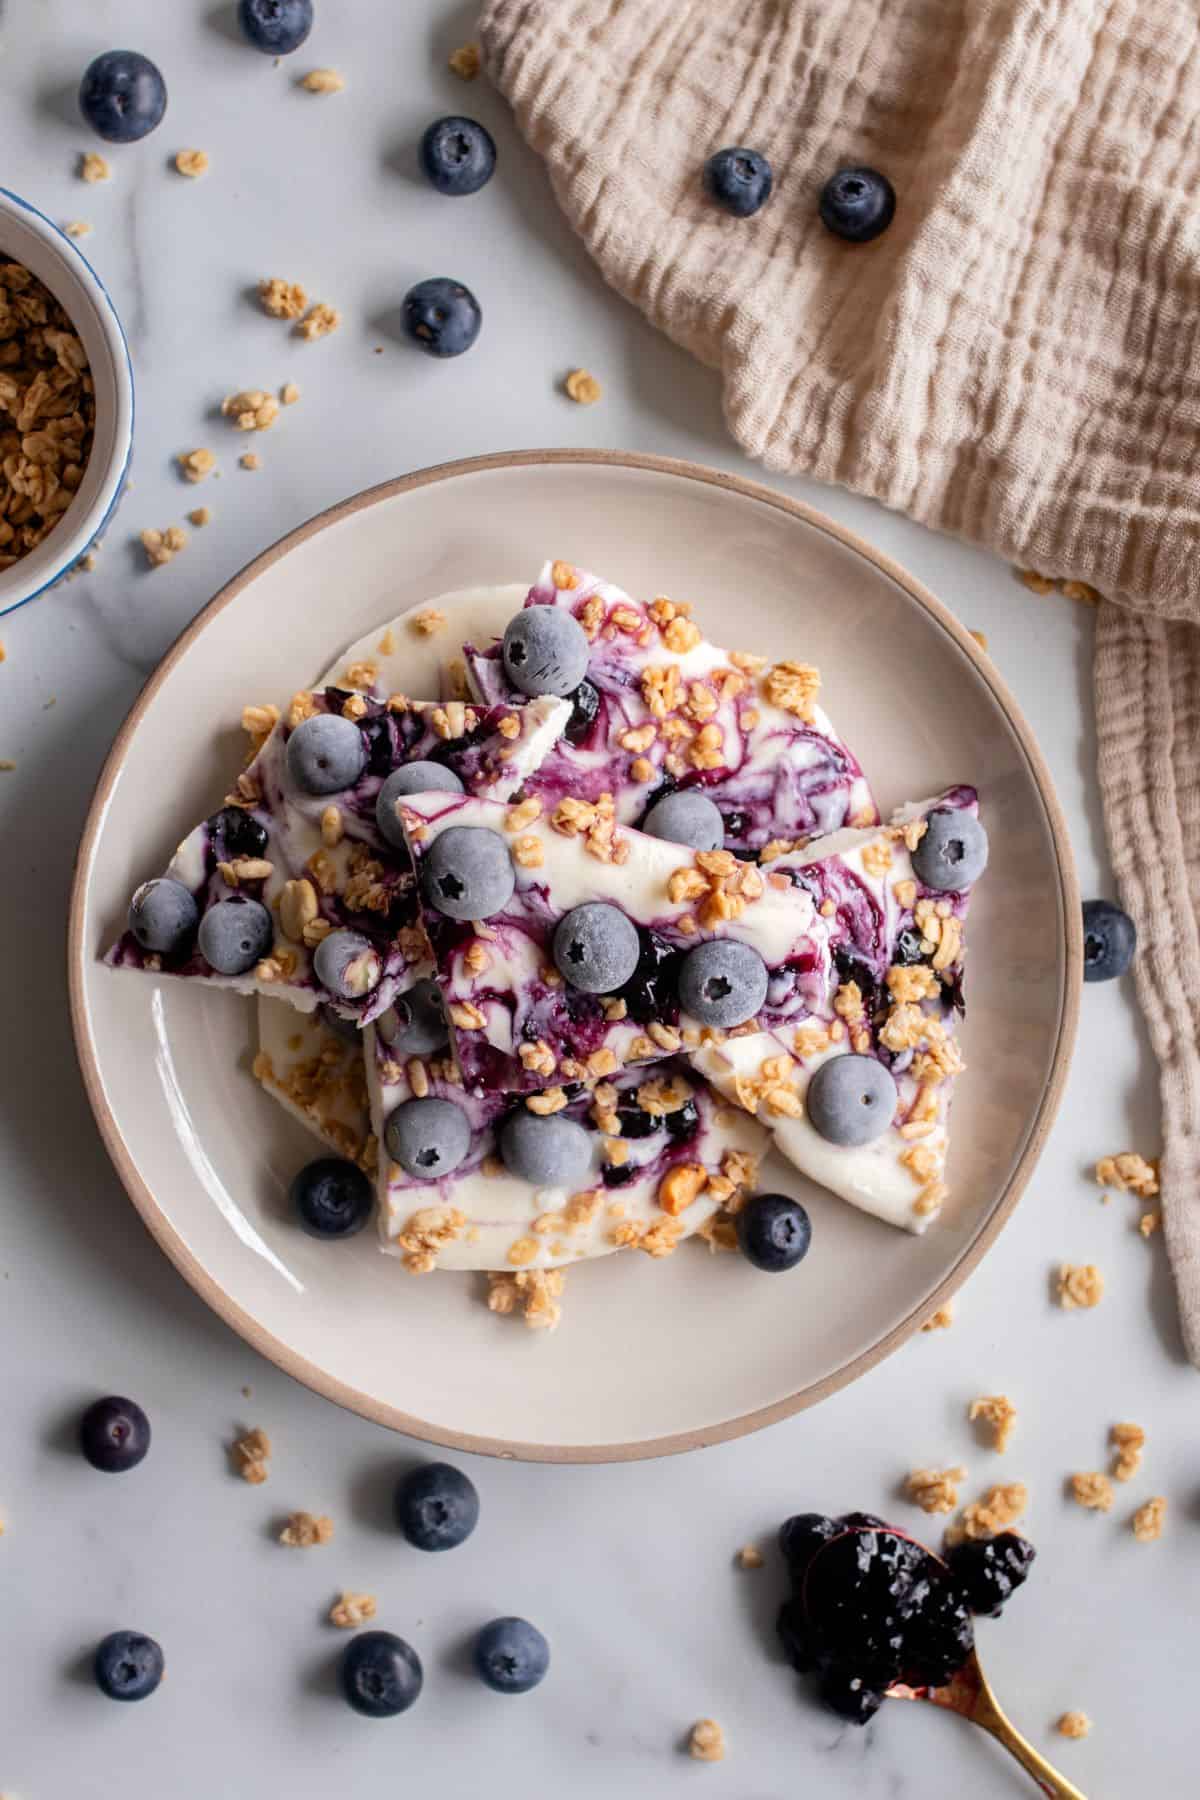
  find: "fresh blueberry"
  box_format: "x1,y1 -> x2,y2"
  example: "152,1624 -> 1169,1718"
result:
128,876 -> 198,956
1082,898 -> 1136,982
643,789 -> 724,851
552,902 -> 640,993
237,0 -> 313,55
502,606 -> 590,699
378,978 -> 448,1057
395,1460 -> 480,1551
79,51 -> 167,144
320,1001 -> 363,1044
420,115 -> 496,197
563,678 -> 600,745
779,1511 -> 839,1573
94,1630 -> 164,1701
736,1193 -> 812,1272
911,809 -> 988,893
677,938 -> 768,1027
286,713 -> 366,796
820,1669 -> 884,1725
290,1156 -> 372,1238
80,1396 -> 151,1473
806,1054 -> 896,1147
198,896 -> 272,976
945,1532 -> 1036,1617
421,825 -> 514,920
385,1095 -> 472,1178
703,146 -> 773,218
474,1617 -> 550,1694
818,167 -> 895,244
376,762 -> 464,846
499,1109 -> 592,1188
401,277 -> 482,358
208,805 -> 269,861
340,1629 -> 424,1717
313,928 -> 383,1000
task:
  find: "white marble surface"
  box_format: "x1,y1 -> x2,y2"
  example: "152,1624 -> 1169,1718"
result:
0,4 -> 1192,1795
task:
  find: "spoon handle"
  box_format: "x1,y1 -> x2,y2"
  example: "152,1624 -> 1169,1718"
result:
971,1665 -> 1088,1799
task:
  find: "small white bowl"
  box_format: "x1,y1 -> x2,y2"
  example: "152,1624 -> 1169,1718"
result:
0,184 -> 134,618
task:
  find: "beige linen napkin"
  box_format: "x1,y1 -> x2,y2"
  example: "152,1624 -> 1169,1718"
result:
481,0 -> 1200,1361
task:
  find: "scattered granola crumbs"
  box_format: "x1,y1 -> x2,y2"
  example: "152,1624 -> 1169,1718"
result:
239,452 -> 262,471
0,760 -> 15,772
174,148 -> 209,178
230,1425 -> 271,1484
1094,1151 -> 1158,1199
279,1511 -> 334,1547
329,1591 -> 377,1629
737,1544 -> 764,1570
178,447 -> 216,482
412,607 -> 445,636
280,380 -> 301,406
80,150 -> 111,182
300,68 -> 345,94
1132,1496 -> 1166,1542
688,1719 -> 725,1763
1070,1472 -> 1114,1513
0,641 -> 5,663
564,367 -> 602,404
448,42 -> 481,79
946,1482 -> 1028,1545
921,1301 -> 954,1331
64,220 -> 91,238
1061,580 -> 1100,603
1056,1263 -> 1104,1310
1056,1711 -> 1092,1739
1111,1422 -> 1145,1483
1139,1208 -> 1162,1238
905,1466 -> 968,1515
259,278 -> 307,320
969,1394 -> 1017,1453
1018,568 -> 1056,595
486,1267 -> 565,1331
188,506 -> 211,527
222,389 -> 278,431
296,302 -> 341,341
140,524 -> 188,568
376,626 -> 396,655
968,629 -> 989,651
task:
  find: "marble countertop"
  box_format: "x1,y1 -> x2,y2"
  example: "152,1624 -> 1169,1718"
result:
0,4 -> 1191,1796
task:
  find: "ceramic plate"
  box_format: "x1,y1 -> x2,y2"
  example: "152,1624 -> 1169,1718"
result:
69,452 -> 1080,1461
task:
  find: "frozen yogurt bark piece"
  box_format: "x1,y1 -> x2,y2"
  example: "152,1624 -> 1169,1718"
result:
691,790 -> 984,1233
253,998 -> 372,1164
399,790 -> 830,1096
464,559 -> 876,852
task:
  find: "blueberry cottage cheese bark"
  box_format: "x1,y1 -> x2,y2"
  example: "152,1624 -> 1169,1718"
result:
398,790 -> 830,1097
464,560 -> 876,852
253,999 -> 373,1166
691,791 -> 986,1232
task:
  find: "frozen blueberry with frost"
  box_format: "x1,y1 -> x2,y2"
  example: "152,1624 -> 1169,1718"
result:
500,1110 -> 592,1188
385,1095 -> 472,1178
1081,898 -> 1136,982
80,1396 -> 150,1473
79,51 -> 167,143
421,825 -> 514,920
911,809 -> 988,893
501,607 -> 590,699
552,902 -> 640,994
643,789 -> 724,851
237,0 -> 313,54
736,1193 -> 812,1272
402,277 -> 482,358
286,713 -> 366,796
474,1617 -> 550,1694
395,1461 -> 479,1551
313,928 -> 382,1000
678,939 -> 768,1027
290,1156 -> 372,1238
379,978 -> 448,1057
376,762 -> 463,845
419,115 -> 496,196
198,896 -> 272,976
340,1630 -> 423,1716
128,877 -> 198,956
818,167 -> 895,243
94,1630 -> 164,1701
945,1533 -> 1036,1617
703,146 -> 773,217
806,1054 -> 897,1147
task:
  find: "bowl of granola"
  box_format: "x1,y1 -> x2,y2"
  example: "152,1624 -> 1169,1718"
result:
0,185 -> 134,616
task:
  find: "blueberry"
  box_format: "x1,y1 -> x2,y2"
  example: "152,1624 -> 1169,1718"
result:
474,1617 -> 550,1694
80,1396 -> 151,1473
804,1526 -> 975,1692
385,1095 -> 472,1178
313,928 -> 383,1000
378,978 -> 448,1057
736,1193 -> 812,1272
552,902 -> 640,993
620,928 -> 682,1023
79,51 -> 167,144
502,606 -> 590,699
419,115 -> 497,196
376,762 -> 464,846
779,1512 -> 838,1573
237,0 -> 313,55
128,876 -> 198,956
664,1096 -> 700,1142
945,1532 -> 1036,1617
358,712 -> 395,776
94,1630 -> 164,1701
286,713 -> 366,796
421,825 -> 514,920
911,808 -> 988,893
198,896 -> 273,976
290,1156 -> 372,1238
395,1461 -> 479,1551
499,1109 -> 592,1188
208,805 -> 269,861
1082,898 -> 1136,983
820,1669 -> 884,1725
677,939 -> 768,1027
340,1630 -> 423,1717
563,678 -> 600,745
818,167 -> 895,244
777,1597 -> 814,1671
320,1001 -> 363,1044
703,146 -> 773,217
893,926 -> 926,966
643,789 -> 724,851
402,277 -> 482,358
806,1054 -> 896,1147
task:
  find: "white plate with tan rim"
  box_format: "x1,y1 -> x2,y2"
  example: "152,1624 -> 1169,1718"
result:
69,451 -> 1081,1463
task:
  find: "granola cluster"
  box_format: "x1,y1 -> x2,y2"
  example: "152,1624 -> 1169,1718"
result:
944,1481 -> 1028,1545
0,261 -> 95,570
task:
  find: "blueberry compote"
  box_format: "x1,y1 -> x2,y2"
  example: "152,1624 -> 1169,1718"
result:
775,1513 -> 1034,1725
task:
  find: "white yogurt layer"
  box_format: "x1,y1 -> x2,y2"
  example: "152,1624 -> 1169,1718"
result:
254,998 -> 371,1164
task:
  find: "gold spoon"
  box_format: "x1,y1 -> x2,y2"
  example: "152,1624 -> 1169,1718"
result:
888,1648 -> 1087,1797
